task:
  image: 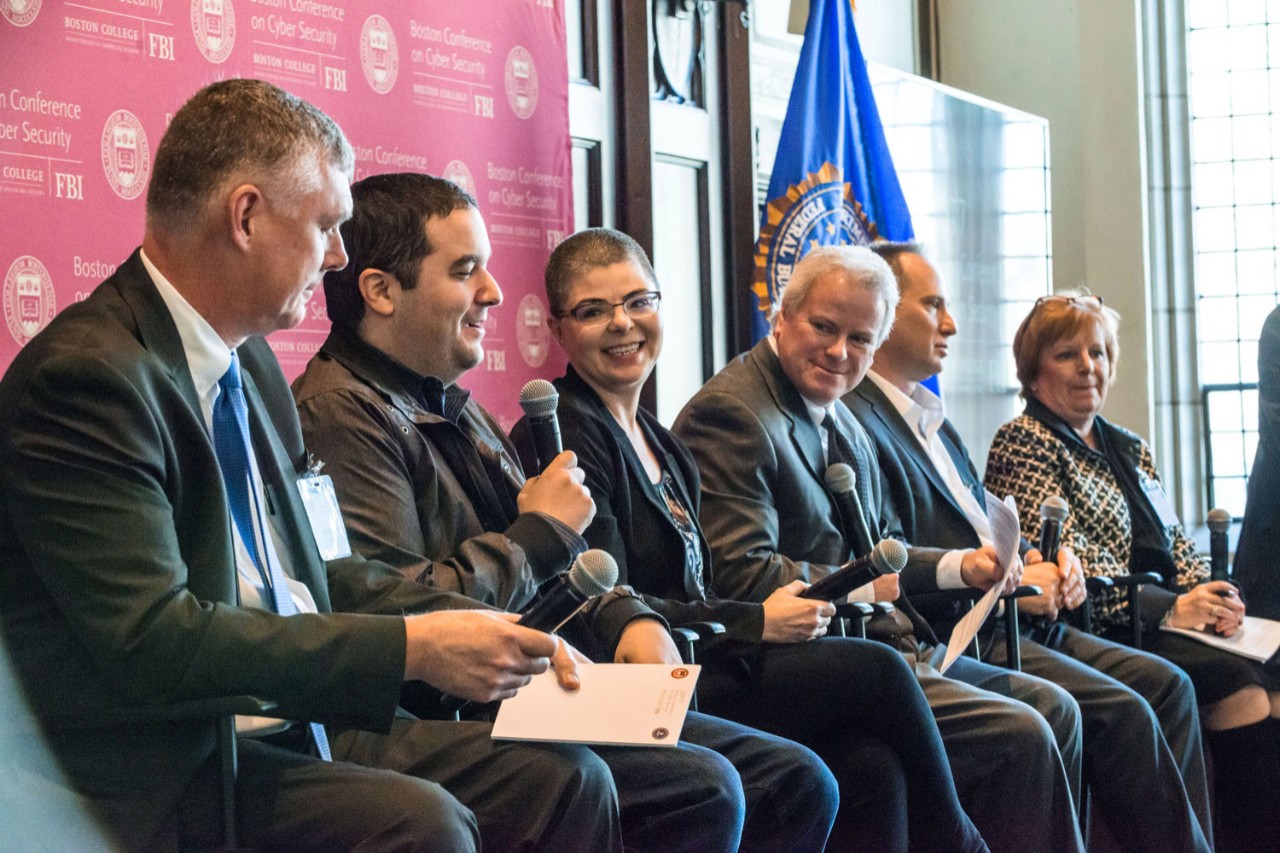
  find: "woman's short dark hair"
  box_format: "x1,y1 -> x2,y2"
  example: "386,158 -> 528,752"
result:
543,228 -> 658,312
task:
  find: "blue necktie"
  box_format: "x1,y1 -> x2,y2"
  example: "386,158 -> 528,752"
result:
213,351 -> 332,761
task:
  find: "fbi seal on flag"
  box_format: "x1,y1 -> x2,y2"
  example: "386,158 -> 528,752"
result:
753,162 -> 877,317
4,255 -> 56,346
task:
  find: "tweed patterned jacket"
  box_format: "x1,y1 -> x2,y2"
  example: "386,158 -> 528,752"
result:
984,412 -> 1208,633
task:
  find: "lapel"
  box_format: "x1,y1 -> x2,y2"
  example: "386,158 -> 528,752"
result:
855,378 -> 971,521
113,251 -> 204,415
749,340 -> 827,486
938,419 -> 986,509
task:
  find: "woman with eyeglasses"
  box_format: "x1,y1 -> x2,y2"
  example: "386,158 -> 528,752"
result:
511,228 -> 989,853
984,291 -> 1280,852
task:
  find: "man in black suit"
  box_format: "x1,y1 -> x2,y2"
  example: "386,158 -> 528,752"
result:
674,245 -> 1085,853
292,172 -> 841,853
844,242 -> 1211,850
0,78 -> 624,852
1234,305 -> 1280,618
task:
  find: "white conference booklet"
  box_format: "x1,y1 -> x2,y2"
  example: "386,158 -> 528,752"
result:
939,493 -> 1021,674
492,663 -> 701,747
1161,615 -> 1280,662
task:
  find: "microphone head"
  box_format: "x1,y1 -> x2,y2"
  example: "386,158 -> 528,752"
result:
566,549 -> 619,597
1039,496 -> 1070,523
869,539 -> 908,575
824,462 -> 856,495
519,379 -> 559,418
1207,507 -> 1232,534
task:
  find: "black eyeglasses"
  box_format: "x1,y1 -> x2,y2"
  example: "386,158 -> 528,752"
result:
554,291 -> 661,326
1033,294 -> 1103,310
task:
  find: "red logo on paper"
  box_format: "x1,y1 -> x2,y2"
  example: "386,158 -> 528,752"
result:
191,0 -> 236,64
2,0 -> 41,27
504,46 -> 539,119
671,668 -> 690,679
360,15 -> 398,94
101,110 -> 151,201
4,256 -> 56,346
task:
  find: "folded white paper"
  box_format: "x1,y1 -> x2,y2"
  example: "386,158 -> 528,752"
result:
1161,615 -> 1280,662
492,664 -> 701,747
939,493 -> 1021,674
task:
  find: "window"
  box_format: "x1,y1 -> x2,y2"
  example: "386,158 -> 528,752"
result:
1186,0 -> 1280,517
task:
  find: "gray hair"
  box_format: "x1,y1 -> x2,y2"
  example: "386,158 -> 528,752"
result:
146,79 -> 353,234
772,245 -> 899,346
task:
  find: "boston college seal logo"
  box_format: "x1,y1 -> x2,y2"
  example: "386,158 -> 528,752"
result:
191,0 -> 236,64
753,162 -> 877,318
504,46 -> 538,120
360,15 -> 398,94
442,160 -> 476,199
2,0 -> 42,27
101,110 -> 151,201
4,256 -> 55,346
516,294 -> 549,368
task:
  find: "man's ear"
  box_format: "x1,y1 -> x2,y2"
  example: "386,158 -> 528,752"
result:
226,183 -> 264,251
359,269 -> 396,317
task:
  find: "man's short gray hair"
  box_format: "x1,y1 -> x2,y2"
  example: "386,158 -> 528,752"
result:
772,245 -> 899,346
146,79 -> 353,234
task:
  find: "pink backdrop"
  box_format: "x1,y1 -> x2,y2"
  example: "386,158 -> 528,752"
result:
0,0 -> 572,429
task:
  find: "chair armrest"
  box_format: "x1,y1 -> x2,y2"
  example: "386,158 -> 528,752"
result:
1106,572 -> 1164,590
679,621 -> 726,640
833,601 -> 875,638
1004,584 -> 1043,600
1085,575 -> 1115,593
47,695 -> 279,730
669,621 -> 726,667
872,601 -> 896,616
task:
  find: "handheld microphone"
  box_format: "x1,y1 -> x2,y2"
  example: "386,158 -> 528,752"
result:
517,548 -> 619,633
440,549 -> 619,715
1038,496 -> 1070,565
519,379 -> 562,473
800,539 -> 908,601
825,463 -> 875,559
1207,507 -> 1231,582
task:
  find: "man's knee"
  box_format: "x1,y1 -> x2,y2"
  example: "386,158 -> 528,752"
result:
354,773 -> 479,853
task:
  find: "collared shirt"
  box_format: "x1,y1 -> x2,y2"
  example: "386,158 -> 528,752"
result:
141,253 -> 317,612
866,370 -> 980,589
767,334 -> 838,457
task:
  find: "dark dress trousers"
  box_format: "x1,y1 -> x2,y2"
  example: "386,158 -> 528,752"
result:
511,366 -> 987,853
673,338 -> 1086,853
1235,305 -> 1280,619
0,251 -> 626,852
294,328 -> 840,853
847,376 -> 1212,852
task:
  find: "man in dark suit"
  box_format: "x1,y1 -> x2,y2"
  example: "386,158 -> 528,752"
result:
1234,305 -> 1280,619
292,172 -> 841,853
845,242 -> 1211,850
0,79 -> 624,852
674,245 -> 1085,853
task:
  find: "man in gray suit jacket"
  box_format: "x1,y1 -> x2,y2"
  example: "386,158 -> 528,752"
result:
845,242 -> 1211,851
674,244 -> 1085,853
0,79 -> 621,852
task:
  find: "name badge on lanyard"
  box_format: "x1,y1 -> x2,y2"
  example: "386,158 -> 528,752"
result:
296,458 -> 352,561
1139,472 -> 1181,529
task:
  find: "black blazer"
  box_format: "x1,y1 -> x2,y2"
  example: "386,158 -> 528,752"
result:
0,251 -> 468,848
1235,306 -> 1280,618
846,377 -> 1008,639
510,366 -> 764,664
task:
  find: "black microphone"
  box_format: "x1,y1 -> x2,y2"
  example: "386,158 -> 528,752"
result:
440,549 -> 620,715
1038,496 -> 1070,564
1208,507 -> 1231,582
825,462 -> 875,559
800,539 -> 908,601
519,379 -> 562,473
517,549 -> 619,633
